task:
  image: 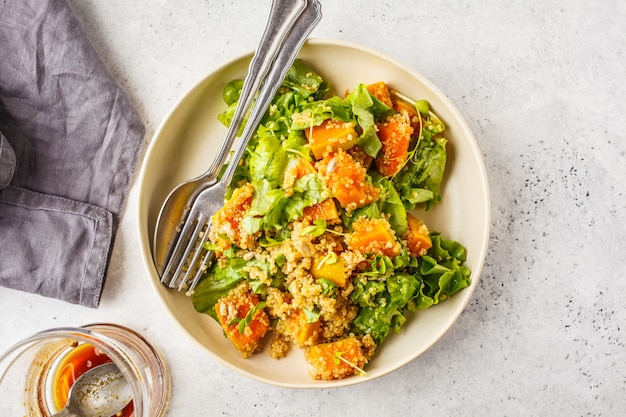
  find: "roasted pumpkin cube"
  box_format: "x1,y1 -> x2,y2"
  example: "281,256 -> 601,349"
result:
305,119 -> 359,160
348,217 -> 401,258
375,113 -> 413,177
215,288 -> 270,358
316,150 -> 379,210
277,309 -> 321,347
210,182 -> 255,248
303,198 -> 340,223
403,213 -> 432,257
310,253 -> 346,287
304,337 -> 370,380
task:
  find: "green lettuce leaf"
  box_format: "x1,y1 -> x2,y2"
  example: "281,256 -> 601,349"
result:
346,83 -> 395,121
222,79 -> 244,105
191,251 -> 277,320
394,136 -> 447,210
345,83 -> 395,157
350,233 -> 470,343
249,127 -> 288,188
218,59 -> 327,136
282,59 -> 328,100
371,173 -> 408,236
351,272 -> 419,343
351,304 -> 403,344
243,173 -> 324,234
191,258 -> 245,320
408,232 -> 471,310
290,96 -> 352,130
283,173 -> 324,220
340,202 -> 381,231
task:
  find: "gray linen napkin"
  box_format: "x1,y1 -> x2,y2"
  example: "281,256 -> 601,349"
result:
0,0 -> 145,307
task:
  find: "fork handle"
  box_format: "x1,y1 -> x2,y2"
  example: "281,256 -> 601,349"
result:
205,0 -> 308,179
220,0 -> 322,187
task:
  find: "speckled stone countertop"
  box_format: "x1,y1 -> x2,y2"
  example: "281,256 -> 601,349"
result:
1,1 -> 624,416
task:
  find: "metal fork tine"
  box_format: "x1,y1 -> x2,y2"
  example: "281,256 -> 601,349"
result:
160,213 -> 197,287
185,246 -> 214,295
169,214 -> 204,288
178,220 -> 211,291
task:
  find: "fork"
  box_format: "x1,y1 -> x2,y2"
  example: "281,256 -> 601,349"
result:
159,0 -> 322,292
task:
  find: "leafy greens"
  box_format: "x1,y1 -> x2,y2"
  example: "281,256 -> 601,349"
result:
192,58 -> 471,357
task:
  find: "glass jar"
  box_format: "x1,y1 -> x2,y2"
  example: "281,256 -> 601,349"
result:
0,323 -> 170,416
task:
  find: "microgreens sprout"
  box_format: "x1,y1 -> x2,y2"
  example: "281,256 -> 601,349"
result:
285,148 -> 312,161
259,236 -> 284,247
308,120 -> 315,143
317,252 -> 338,268
410,110 -> 425,165
323,228 -> 347,237
229,301 -> 267,334
300,219 -> 347,238
300,219 -> 327,237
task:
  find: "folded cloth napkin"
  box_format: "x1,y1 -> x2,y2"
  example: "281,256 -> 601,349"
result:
0,0 -> 145,307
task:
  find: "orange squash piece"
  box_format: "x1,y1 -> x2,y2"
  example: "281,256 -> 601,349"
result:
305,119 -> 359,160
310,253 -> 346,287
211,182 -> 254,248
303,198 -> 340,223
278,309 -> 321,347
393,98 -> 422,134
404,213 -> 432,257
304,337 -> 369,380
348,217 -> 401,258
366,81 -> 393,107
316,150 -> 379,210
215,289 -> 270,358
375,113 -> 413,177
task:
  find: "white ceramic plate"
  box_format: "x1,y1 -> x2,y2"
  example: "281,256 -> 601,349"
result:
137,39 -> 490,388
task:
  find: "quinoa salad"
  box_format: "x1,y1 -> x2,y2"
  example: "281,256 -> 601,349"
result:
191,59 -> 471,380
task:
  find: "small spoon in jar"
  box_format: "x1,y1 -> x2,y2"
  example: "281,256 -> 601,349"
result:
51,362 -> 132,417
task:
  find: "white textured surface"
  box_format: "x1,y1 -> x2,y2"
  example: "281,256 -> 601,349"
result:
1,1 -> 625,415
